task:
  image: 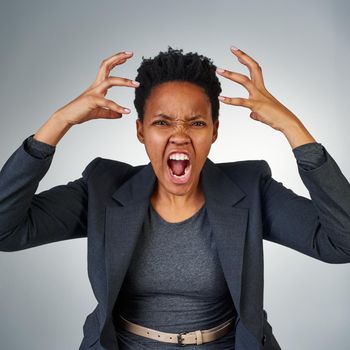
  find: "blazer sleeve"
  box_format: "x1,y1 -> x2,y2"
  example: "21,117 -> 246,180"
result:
24,133 -> 57,159
292,142 -> 327,170
0,134 -> 100,252
261,144 -> 350,264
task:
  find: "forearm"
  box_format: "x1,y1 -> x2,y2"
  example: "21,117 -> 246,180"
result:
280,119 -> 317,150
0,134 -> 97,251
262,145 -> 350,263
292,142 -> 326,170
33,112 -> 73,147
0,136 -> 54,236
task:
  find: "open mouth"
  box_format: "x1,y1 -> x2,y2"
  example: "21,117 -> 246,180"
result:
166,153 -> 192,184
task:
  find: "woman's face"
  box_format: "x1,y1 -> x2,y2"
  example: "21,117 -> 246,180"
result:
136,81 -> 219,197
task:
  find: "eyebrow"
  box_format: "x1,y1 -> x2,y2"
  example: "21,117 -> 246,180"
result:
154,113 -> 204,121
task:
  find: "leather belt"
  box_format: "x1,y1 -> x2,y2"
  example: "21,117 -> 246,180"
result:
116,314 -> 235,346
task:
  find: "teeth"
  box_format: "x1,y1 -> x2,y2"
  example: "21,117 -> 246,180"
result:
173,173 -> 186,178
169,153 -> 189,161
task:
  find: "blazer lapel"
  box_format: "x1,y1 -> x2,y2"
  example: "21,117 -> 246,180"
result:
104,162 -> 156,322
103,157 -> 248,326
200,158 -> 248,315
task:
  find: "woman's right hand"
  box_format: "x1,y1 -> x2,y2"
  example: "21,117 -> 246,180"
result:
53,51 -> 140,126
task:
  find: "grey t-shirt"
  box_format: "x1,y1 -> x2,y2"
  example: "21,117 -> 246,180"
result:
113,203 -> 237,349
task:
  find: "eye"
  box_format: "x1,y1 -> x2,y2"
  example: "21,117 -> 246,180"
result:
191,121 -> 206,127
152,120 -> 169,126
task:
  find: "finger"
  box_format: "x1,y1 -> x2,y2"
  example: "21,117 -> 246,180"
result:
216,68 -> 256,95
93,95 -> 131,115
92,106 -> 123,119
93,76 -> 140,95
250,111 -> 260,120
218,96 -> 253,109
229,47 -> 265,90
93,51 -> 134,87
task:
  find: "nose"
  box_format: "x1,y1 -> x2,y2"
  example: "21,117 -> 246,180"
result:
169,124 -> 190,145
170,138 -> 190,146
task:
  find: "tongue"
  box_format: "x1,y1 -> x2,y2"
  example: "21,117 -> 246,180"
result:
168,160 -> 188,176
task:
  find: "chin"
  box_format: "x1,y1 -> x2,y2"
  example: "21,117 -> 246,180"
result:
167,184 -> 194,196
154,172 -> 198,198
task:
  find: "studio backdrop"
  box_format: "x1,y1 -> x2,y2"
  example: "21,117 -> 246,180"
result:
0,0 -> 349,349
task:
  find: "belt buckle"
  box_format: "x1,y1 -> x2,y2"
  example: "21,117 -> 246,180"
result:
177,331 -> 188,346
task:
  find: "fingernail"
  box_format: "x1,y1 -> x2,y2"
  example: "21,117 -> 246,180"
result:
124,51 -> 133,54
124,108 -> 131,113
216,68 -> 225,74
230,46 -> 239,51
218,96 -> 225,101
132,80 -> 140,86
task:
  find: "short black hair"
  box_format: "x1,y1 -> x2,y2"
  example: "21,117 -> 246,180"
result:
133,46 -> 221,122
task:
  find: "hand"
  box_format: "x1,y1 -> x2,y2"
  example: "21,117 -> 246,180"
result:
215,47 -> 303,133
53,51 -> 140,126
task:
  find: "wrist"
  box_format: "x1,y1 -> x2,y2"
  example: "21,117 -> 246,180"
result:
33,113 -> 73,147
50,111 -> 74,128
280,120 -> 317,150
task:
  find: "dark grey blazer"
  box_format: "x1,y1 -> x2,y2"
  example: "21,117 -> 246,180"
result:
0,136 -> 350,350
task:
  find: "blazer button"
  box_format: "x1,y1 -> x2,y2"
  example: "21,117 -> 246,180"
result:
262,334 -> 267,345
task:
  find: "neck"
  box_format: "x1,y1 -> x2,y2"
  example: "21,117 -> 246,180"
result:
151,179 -> 205,210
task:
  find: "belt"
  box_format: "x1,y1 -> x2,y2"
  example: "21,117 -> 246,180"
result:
116,314 -> 235,346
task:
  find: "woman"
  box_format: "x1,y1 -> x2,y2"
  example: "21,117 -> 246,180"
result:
0,46 -> 349,350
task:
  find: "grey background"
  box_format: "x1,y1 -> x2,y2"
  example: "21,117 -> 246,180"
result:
0,0 -> 349,349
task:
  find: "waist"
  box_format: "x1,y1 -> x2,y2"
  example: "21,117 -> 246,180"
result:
114,291 -> 237,331
115,313 -> 237,346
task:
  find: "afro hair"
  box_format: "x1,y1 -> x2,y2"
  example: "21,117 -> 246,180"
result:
133,46 -> 222,122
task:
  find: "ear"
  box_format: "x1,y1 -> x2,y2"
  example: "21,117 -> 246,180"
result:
212,119 -> 219,143
136,118 -> 144,144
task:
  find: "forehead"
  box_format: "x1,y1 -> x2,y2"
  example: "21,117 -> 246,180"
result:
144,81 -> 211,116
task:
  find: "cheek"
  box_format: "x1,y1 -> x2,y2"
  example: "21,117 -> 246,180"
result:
144,133 -> 167,164
194,134 -> 214,152
145,129 -> 167,144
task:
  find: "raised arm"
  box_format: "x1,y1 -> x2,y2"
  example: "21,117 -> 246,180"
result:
261,143 -> 350,263
0,51 -> 139,251
0,137 -> 100,251
216,46 -> 350,263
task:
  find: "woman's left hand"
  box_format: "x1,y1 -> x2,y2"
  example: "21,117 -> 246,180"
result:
216,46 -> 303,133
